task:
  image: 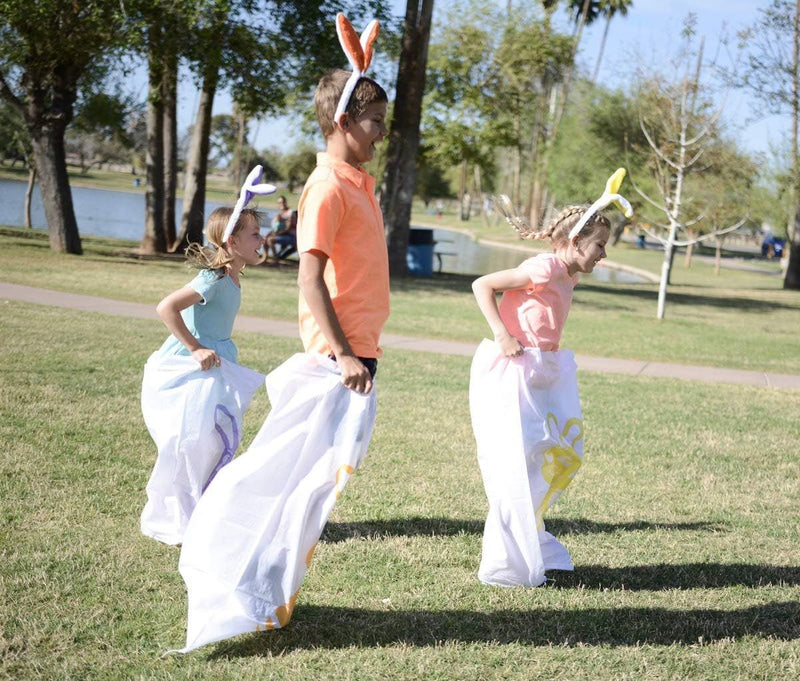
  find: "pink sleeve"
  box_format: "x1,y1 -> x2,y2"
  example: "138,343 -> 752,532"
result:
297,181 -> 344,257
519,255 -> 556,289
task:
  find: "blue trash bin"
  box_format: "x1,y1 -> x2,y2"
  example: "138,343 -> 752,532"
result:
407,228 -> 434,276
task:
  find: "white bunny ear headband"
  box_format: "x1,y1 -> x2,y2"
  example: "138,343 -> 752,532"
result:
222,165 -> 277,243
568,167 -> 634,240
334,13 -> 380,126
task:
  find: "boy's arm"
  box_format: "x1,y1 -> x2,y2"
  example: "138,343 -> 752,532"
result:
298,250 -> 373,394
471,268 -> 532,358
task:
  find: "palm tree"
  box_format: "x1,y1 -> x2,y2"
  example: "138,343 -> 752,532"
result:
591,0 -> 634,84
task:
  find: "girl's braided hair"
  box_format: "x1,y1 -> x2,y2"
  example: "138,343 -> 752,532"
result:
495,196 -> 610,248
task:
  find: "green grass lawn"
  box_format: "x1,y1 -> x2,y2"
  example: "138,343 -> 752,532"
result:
2,301 -> 799,680
2,226 -> 799,375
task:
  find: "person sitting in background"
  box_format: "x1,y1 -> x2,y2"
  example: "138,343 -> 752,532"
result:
266,195 -> 297,262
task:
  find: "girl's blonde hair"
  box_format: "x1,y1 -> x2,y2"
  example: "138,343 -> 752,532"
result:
496,197 -> 610,248
185,207 -> 262,271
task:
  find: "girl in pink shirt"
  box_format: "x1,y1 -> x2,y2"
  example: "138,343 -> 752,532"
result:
469,202 -> 612,588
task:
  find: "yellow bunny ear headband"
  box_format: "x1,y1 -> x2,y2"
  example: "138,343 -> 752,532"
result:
222,165 -> 277,243
568,168 -> 634,240
334,13 -> 380,126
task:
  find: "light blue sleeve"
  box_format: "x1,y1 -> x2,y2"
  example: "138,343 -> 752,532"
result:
188,269 -> 222,305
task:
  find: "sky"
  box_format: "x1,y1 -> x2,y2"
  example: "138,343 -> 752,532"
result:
575,0 -> 785,156
159,0 -> 785,159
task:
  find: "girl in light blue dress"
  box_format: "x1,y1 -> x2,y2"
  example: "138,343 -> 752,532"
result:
155,207 -> 262,367
141,168 -> 277,544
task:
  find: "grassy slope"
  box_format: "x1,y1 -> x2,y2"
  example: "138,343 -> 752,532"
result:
2,303 -> 799,680
2,227 -> 798,374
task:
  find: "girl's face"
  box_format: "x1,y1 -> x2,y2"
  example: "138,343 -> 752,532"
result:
566,225 -> 610,275
229,217 -> 265,266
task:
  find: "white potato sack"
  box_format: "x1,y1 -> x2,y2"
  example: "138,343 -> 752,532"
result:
177,353 -> 377,652
140,354 -> 265,545
470,339 -> 584,587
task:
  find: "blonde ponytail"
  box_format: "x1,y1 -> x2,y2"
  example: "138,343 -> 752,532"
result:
184,207 -> 262,272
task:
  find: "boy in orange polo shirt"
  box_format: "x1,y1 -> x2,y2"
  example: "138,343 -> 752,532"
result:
297,67 -> 390,393
176,16 -> 393,651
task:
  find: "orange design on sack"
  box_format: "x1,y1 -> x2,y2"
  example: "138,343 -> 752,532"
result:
335,464 -> 355,499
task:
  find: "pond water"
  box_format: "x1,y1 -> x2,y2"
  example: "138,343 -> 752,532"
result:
430,227 -> 648,283
0,178 -> 275,241
1,178 -> 648,283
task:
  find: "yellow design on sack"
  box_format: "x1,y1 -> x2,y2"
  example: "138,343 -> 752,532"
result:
306,543 -> 317,567
256,590 -> 300,631
535,413 -> 583,528
335,465 -> 355,499
255,549 -> 316,634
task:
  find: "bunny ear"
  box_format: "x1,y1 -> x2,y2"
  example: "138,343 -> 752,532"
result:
333,14 -> 381,125
568,167 -> 634,240
336,13 -> 366,72
604,167 -> 627,196
249,182 -> 277,196
243,164 -> 263,189
612,195 -> 633,219
222,165 -> 276,242
359,19 -> 380,72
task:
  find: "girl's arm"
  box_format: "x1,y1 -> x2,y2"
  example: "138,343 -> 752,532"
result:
298,250 -> 373,394
156,287 -> 220,370
471,267 -> 533,357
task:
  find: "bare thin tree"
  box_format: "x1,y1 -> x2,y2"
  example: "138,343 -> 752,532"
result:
633,34 -> 745,319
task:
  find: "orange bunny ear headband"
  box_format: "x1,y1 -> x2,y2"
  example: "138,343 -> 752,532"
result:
334,13 -> 380,126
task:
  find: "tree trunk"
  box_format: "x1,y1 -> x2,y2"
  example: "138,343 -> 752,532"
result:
591,16 -> 612,84
715,237 -> 722,275
657,241 -> 673,319
24,166 -> 36,228
142,24 -> 166,254
786,0 -> 800,289
233,103 -> 246,187
785,200 -> 800,288
475,164 -> 487,227
684,234 -> 694,267
457,161 -> 469,220
380,0 -> 435,277
30,127 -> 82,254
162,50 -> 178,248
530,176 -> 546,230
174,69 -> 218,251
526,2 -> 586,228
610,217 -> 627,246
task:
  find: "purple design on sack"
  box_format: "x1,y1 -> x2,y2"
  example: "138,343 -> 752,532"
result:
202,404 -> 240,492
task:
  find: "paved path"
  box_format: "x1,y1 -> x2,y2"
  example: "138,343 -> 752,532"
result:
3,280 -> 799,391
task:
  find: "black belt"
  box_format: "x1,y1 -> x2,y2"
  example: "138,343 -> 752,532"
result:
328,354 -> 378,379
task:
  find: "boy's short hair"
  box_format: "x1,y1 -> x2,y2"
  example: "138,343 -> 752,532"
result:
314,69 -> 388,138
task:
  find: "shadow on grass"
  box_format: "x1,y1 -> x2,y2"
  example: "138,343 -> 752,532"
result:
209,600 -> 800,656
1,230 -> 52,248
577,283 -> 798,312
390,275 -> 794,313
546,563 -> 800,590
389,272 -> 475,296
321,516 -> 724,542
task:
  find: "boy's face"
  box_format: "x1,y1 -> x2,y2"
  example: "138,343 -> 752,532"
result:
342,101 -> 388,166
